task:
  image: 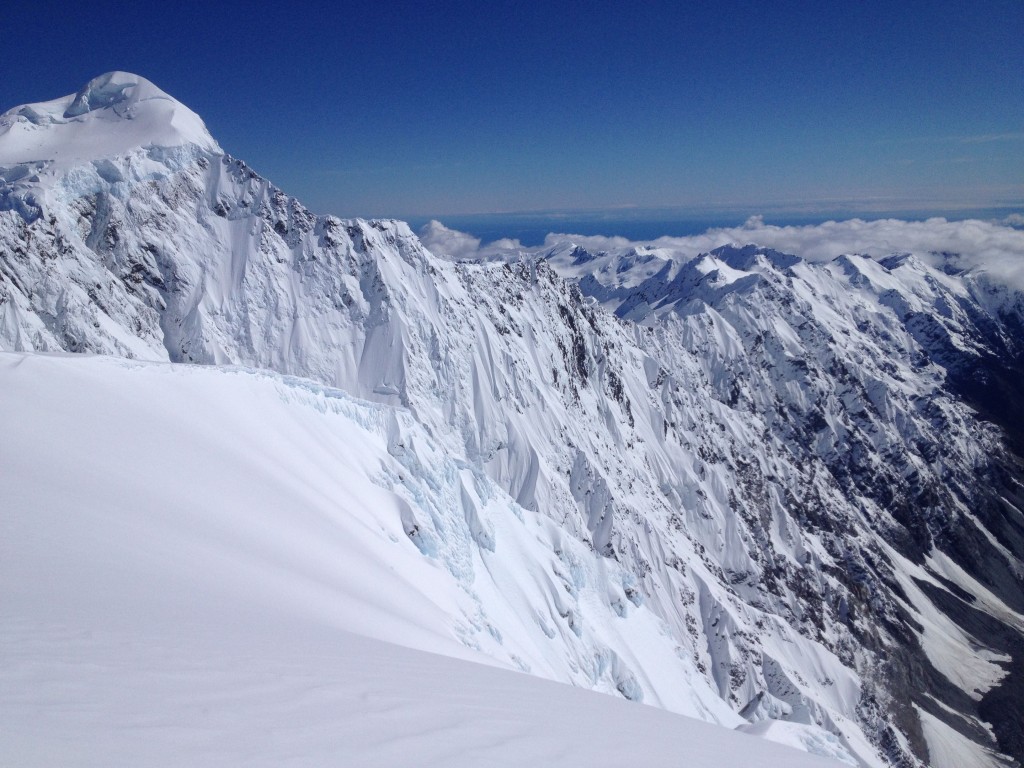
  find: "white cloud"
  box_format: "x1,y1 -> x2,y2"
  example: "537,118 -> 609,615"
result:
541,232 -> 635,251
485,236 -> 525,252
419,220 -> 482,260
957,132 -> 1024,144
419,220 -> 524,261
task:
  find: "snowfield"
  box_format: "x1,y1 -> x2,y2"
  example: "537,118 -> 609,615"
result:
0,352 -> 845,767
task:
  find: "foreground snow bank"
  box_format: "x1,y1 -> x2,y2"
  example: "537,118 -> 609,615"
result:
0,352 -> 844,767
1,620 -> 842,768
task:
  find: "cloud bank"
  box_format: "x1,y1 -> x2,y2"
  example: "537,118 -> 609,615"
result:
423,215 -> 1024,291
419,220 -> 523,261
419,220 -> 483,260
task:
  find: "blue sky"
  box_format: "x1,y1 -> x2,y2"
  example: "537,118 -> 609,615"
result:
3,0 -> 1022,219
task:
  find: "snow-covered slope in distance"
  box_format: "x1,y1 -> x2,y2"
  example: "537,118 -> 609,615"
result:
2,73 -> 1024,767
0,352 -> 848,768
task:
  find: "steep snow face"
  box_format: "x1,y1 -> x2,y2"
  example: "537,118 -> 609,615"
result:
2,74 -> 1024,768
541,239 -> 1024,766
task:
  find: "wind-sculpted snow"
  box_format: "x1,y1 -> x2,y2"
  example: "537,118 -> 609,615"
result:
3,74 -> 1024,768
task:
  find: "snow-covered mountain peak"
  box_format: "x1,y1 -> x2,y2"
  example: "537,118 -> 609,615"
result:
0,72 -> 219,172
707,243 -> 801,272
63,71 -> 167,117
877,252 -> 915,271
0,72 -> 222,225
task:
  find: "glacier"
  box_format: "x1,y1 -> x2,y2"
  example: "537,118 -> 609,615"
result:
2,72 -> 1024,767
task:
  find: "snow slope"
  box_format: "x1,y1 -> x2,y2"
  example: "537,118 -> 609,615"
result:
2,623 -> 847,768
0,352 -> 847,768
2,73 -> 1024,767
0,71 -> 217,169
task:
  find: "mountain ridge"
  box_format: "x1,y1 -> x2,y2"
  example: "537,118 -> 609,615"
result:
3,73 -> 1024,768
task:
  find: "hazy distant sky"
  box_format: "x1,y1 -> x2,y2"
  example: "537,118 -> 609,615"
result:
3,0 -> 1022,218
